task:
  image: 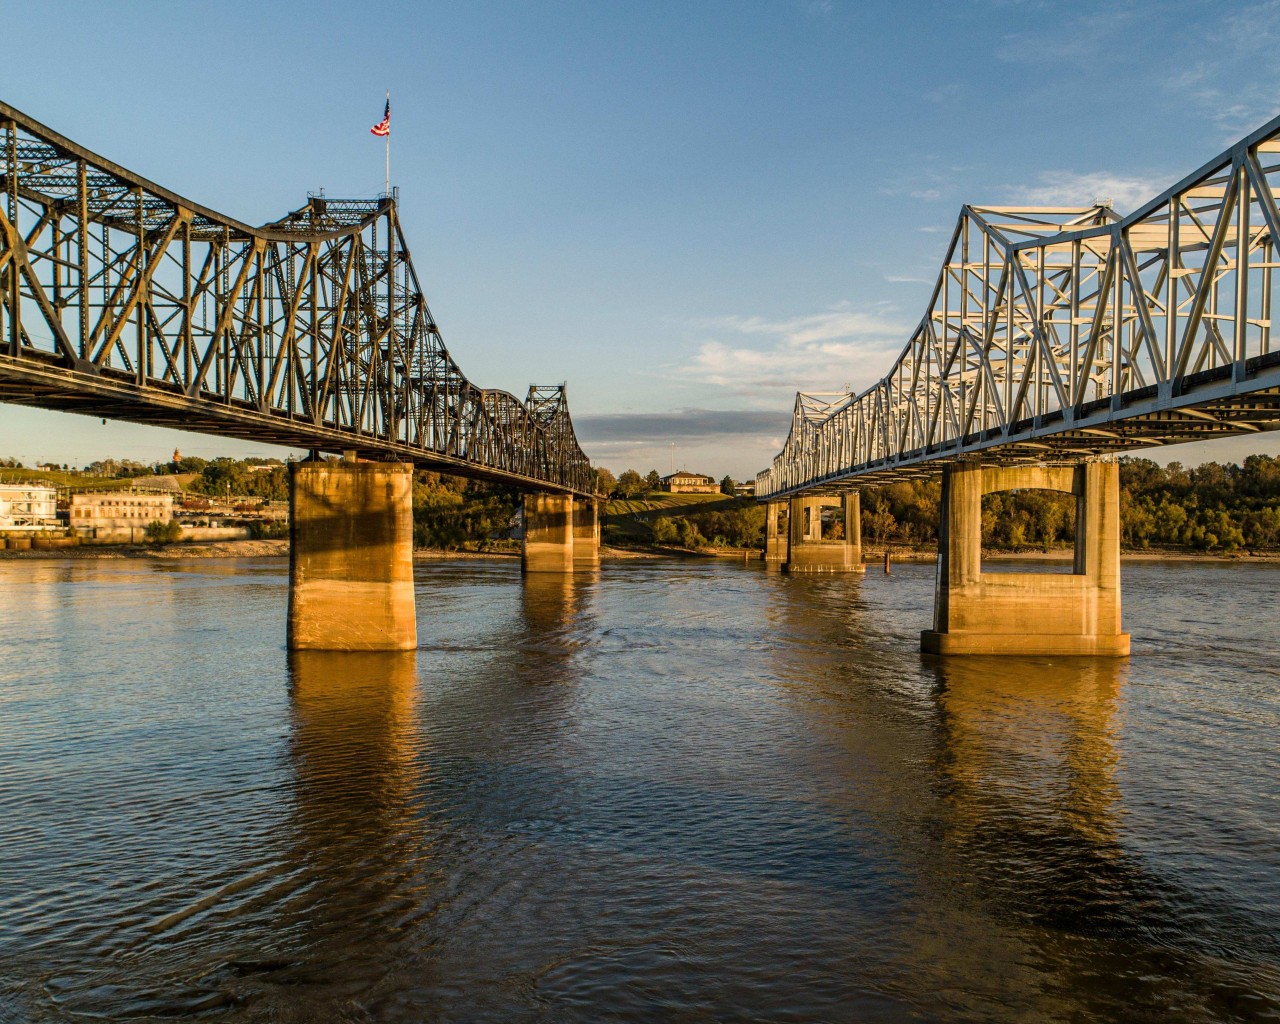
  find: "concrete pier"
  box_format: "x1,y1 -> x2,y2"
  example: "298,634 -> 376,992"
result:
921,460 -> 1129,656
572,498 -> 600,569
785,493 -> 864,573
764,501 -> 788,567
523,492 -> 574,573
287,461 -> 417,651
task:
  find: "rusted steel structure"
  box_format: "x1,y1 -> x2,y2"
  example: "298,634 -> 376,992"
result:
0,101 -> 592,495
758,113 -> 1280,497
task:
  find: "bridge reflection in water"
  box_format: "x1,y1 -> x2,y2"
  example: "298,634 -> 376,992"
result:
283,651 -> 428,1002
765,569 -> 1279,1019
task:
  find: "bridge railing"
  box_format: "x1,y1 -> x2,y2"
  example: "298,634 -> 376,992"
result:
758,113 -> 1280,498
0,101 -> 593,495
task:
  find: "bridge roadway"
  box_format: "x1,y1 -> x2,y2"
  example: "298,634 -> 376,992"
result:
0,101 -> 600,650
757,113 -> 1280,657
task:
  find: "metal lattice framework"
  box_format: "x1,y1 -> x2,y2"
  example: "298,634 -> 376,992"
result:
758,114 -> 1280,498
0,101 -> 592,495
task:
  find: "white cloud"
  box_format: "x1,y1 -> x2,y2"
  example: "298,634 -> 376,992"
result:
1000,170 -> 1166,214
1166,2 -> 1280,137
674,303 -> 909,396
910,188 -> 942,201
884,273 -> 931,284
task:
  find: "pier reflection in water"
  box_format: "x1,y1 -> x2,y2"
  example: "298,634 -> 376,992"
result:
0,558 -> 1276,1021
281,651 -> 426,1002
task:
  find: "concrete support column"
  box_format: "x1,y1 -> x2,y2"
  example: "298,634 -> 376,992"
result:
288,461 -> 416,651
921,460 -> 1129,656
764,500 -> 788,566
572,497 -> 601,569
523,492 -> 574,573
785,493 -> 865,573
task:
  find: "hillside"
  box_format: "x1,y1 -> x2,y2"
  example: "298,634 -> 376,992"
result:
603,491 -> 763,547
0,467 -> 132,491
605,491 -> 737,519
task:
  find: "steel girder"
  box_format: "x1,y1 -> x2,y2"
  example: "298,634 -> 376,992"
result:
758,114 -> 1280,499
0,101 -> 593,496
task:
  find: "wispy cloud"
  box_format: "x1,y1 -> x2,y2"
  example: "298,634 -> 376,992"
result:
575,408 -> 787,444
1166,2 -> 1280,137
925,83 -> 964,107
884,273 -> 931,284
672,303 -> 908,396
998,169 -> 1166,214
575,409 -> 793,478
995,3 -> 1142,65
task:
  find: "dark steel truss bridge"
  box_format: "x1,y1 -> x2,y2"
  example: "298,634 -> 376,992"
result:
0,101 -> 592,495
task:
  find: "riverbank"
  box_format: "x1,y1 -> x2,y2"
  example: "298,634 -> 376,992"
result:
2,538 -> 1276,564
0,539 -> 290,559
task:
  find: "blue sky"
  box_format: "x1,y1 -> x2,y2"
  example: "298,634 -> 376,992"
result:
4,0 -> 1280,478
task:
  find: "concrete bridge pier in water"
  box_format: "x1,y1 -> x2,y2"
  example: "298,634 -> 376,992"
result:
286,461 -> 599,651
287,459 -> 418,652
521,493 -> 599,573
764,493 -> 863,573
921,460 -> 1130,657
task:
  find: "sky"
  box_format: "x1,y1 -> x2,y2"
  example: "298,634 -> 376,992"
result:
4,0 -> 1280,479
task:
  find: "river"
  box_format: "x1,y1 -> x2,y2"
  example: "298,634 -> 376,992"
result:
0,557 -> 1277,1022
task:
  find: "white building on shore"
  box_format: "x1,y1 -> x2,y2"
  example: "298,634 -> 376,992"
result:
68,490 -> 174,543
0,483 -> 59,531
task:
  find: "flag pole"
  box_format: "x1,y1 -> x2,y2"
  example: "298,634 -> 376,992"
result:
384,89 -> 391,197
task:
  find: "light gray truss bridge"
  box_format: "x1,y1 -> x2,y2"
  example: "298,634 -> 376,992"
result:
758,113 -> 1280,498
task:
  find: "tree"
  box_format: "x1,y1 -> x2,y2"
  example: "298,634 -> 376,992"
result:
617,469 -> 645,498
144,520 -> 182,544
593,467 -> 617,497
720,474 -> 735,496
645,469 -> 661,491
675,518 -> 703,548
651,516 -> 678,544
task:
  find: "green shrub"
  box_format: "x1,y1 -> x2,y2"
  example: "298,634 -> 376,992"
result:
144,519 -> 182,544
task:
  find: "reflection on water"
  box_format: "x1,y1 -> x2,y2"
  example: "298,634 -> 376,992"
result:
282,651 -> 425,997
0,558 -> 1277,1021
521,569 -> 587,631
932,654 -> 1126,865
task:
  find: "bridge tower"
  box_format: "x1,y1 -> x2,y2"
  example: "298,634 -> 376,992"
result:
921,460 -> 1129,656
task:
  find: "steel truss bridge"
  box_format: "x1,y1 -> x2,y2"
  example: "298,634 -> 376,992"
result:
758,114 -> 1280,498
0,101 -> 592,495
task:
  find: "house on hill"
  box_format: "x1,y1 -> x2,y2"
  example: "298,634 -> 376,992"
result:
661,470 -> 718,494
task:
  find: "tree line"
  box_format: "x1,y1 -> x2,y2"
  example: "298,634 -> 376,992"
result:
17,450 -> 1278,554
594,467 -> 738,498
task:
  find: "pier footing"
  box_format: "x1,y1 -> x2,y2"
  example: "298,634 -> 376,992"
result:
523,492 -> 574,573
573,498 -> 600,569
921,461 -> 1129,657
287,460 -> 417,651
785,493 -> 864,573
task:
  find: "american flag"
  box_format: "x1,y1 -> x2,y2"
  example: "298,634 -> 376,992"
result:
370,98 -> 390,137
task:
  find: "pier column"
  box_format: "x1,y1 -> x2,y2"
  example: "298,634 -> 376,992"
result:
764,500 -> 788,567
523,492 -> 574,573
573,497 -> 601,569
785,493 -> 864,573
921,460 -> 1129,656
288,461 -> 417,651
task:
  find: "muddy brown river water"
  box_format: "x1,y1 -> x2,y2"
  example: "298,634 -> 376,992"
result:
0,557 -> 1277,1022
